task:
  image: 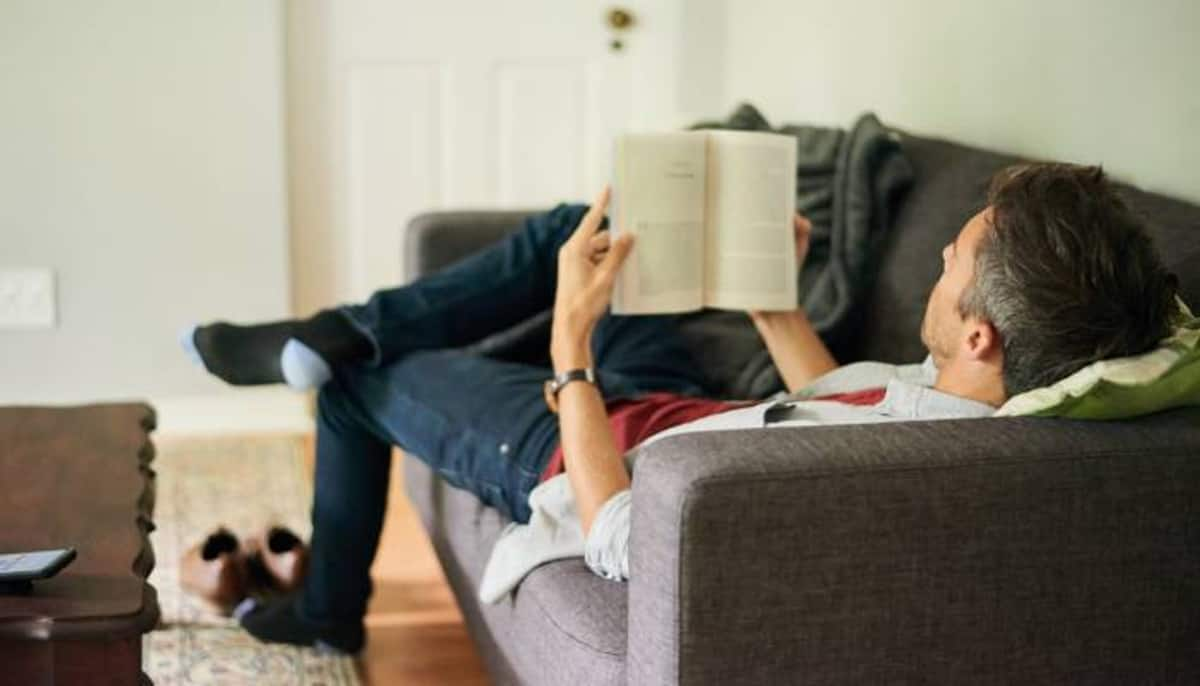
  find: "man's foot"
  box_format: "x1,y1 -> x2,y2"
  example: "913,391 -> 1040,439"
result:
182,320 -> 296,386
236,593 -> 365,654
181,310 -> 372,390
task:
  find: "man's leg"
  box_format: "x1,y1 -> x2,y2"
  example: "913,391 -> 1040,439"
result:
325,350 -> 560,522
185,204 -> 591,388
239,382 -> 390,653
342,204 -> 589,367
240,350 -> 558,650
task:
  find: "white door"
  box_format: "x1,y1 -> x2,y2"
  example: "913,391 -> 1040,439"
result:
316,0 -> 705,299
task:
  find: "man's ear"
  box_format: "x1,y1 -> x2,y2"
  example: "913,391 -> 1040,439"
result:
963,318 -> 1001,361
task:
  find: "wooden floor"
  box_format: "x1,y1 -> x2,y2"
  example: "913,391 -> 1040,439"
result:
300,441 -> 489,685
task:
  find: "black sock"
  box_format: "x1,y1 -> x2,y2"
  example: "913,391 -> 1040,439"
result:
239,593 -> 365,654
293,310 -> 373,366
190,310 -> 371,387
192,320 -> 297,385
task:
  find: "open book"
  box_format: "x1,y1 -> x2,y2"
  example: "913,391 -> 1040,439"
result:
610,130 -> 797,314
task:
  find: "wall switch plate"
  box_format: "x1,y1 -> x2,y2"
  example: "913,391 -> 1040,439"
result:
0,268 -> 56,329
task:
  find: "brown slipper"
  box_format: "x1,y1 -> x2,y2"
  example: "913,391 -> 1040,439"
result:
243,526 -> 309,594
180,527 -> 248,615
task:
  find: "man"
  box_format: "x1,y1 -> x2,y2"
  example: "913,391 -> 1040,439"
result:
183,163 -> 1177,653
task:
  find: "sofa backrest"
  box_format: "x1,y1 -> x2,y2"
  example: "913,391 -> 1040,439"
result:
853,133 -> 1200,365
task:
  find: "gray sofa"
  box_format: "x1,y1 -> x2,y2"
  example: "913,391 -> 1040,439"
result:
400,132 -> 1200,685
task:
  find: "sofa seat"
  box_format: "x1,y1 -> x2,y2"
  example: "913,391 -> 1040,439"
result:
404,457 -> 627,685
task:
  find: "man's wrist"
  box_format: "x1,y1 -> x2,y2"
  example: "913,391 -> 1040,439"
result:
751,308 -> 808,329
550,323 -> 594,372
550,341 -> 594,373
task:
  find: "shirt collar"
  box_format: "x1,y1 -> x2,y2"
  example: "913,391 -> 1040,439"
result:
874,378 -> 996,419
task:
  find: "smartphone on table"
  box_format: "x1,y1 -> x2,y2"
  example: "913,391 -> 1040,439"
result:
0,548 -> 76,590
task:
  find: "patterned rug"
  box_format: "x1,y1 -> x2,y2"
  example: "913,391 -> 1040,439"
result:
143,434 -> 360,685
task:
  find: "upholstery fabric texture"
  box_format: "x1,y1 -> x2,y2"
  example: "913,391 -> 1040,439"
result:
404,457 -> 627,686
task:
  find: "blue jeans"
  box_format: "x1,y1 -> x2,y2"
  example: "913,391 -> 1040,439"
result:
302,204 -> 711,623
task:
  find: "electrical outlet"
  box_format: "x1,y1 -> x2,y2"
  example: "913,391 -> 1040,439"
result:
0,268 -> 56,329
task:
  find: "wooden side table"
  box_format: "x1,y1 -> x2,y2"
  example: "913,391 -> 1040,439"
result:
0,404 -> 159,686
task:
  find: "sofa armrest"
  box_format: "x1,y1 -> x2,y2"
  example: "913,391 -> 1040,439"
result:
627,410 -> 1200,685
403,209 -> 540,279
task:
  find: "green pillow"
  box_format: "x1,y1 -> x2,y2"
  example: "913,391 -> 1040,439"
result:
997,298 -> 1200,419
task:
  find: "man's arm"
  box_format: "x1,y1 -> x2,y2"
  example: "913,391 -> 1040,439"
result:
749,214 -> 838,393
549,188 -> 635,535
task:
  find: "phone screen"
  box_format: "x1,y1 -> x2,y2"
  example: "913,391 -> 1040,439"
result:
0,548 -> 76,582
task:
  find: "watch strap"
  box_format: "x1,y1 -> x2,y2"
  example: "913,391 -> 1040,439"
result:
543,367 -> 598,413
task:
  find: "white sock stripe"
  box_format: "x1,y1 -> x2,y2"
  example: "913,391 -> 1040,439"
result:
178,325 -> 204,368
280,338 -> 332,390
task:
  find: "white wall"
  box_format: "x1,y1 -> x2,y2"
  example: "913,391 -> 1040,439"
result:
0,1 -> 291,404
284,0 -> 347,318
722,0 -> 1200,203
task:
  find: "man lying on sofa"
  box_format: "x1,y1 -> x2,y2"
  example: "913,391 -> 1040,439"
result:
182,163 -> 1177,653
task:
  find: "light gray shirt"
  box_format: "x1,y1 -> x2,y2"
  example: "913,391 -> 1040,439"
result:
478,357 -> 995,603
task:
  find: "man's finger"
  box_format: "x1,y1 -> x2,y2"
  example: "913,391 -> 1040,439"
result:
570,186 -> 611,247
589,230 -> 611,252
598,233 -> 635,280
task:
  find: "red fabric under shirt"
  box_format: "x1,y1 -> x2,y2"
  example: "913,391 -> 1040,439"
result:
539,386 -> 887,482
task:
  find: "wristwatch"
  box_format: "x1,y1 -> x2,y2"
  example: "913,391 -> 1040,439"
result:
543,367 -> 598,413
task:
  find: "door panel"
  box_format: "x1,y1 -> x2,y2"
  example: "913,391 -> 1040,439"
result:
332,0 -> 685,295
347,62 -> 446,296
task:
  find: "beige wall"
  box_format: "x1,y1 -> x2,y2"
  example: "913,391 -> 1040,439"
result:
0,1 -> 290,404
721,0 -> 1200,203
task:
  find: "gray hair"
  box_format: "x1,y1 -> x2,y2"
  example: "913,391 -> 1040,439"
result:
958,164 -> 1177,397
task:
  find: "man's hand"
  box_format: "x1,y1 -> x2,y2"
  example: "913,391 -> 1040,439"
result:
551,187 -> 635,371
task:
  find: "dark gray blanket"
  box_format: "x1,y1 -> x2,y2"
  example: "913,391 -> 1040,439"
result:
473,105 -> 913,399
680,104 -> 913,398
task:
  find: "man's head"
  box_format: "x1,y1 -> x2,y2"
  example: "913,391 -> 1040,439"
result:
921,163 -> 1178,404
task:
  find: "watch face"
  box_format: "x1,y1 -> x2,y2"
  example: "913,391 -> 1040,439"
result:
543,379 -> 559,414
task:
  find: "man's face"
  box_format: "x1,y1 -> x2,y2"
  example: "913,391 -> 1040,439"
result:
920,207 -> 993,367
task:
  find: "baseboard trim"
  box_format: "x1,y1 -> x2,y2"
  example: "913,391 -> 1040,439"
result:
149,388 -> 313,437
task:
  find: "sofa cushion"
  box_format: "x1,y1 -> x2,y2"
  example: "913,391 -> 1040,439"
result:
513,560 -> 628,656
403,456 -> 627,686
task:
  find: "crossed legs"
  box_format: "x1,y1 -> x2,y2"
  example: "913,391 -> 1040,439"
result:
187,204 -> 711,652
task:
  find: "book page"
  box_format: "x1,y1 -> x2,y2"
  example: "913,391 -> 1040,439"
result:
610,132 -> 707,314
702,130 -> 798,311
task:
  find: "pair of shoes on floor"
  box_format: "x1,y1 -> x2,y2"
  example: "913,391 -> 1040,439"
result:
180,525 -> 308,615
181,527 -> 364,654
